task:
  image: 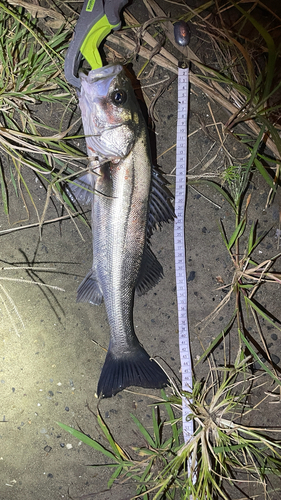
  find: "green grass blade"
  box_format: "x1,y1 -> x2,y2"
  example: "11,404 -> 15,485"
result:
152,407 -> 161,448
0,2 -> 64,64
196,310 -> 237,364
239,331 -> 281,386
247,224 -> 270,257
227,218 -> 246,250
182,1 -> 214,22
240,125 -> 265,194
231,1 -> 277,100
107,464 -> 123,488
195,61 -> 251,98
153,475 -> 174,500
97,412 -> 127,460
0,162 -> 8,214
56,422 -> 118,461
218,220 -> 231,253
130,413 -> 156,448
161,391 -> 180,447
141,463 -> 153,480
244,296 -> 281,331
9,165 -> 18,197
254,158 -> 275,191
259,115 -> 281,158
213,442 -> 248,453
189,179 -> 237,213
247,222 -> 255,256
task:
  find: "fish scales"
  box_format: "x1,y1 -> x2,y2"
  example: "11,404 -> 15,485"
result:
69,65 -> 174,398
93,134 -> 149,348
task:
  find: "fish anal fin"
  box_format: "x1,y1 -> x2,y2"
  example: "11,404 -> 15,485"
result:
136,245 -> 163,296
77,269 -> 103,305
97,345 -> 168,398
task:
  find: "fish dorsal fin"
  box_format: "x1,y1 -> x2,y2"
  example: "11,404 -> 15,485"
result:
66,172 -> 96,206
76,269 -> 103,305
147,168 -> 174,238
136,245 -> 163,296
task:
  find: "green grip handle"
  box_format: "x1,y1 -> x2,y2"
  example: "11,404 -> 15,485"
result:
81,14 -> 119,70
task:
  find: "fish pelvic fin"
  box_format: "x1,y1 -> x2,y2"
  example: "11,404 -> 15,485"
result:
147,168 -> 175,238
136,245 -> 163,296
97,345 -> 168,398
66,172 -> 96,206
77,269 -> 103,305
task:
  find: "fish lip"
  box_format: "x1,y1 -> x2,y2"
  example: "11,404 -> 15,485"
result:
78,65 -> 124,100
79,64 -> 123,84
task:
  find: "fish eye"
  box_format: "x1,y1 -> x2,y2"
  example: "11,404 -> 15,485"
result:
111,90 -> 127,106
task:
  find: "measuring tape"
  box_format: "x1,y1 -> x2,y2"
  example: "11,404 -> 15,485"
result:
174,62 -> 193,444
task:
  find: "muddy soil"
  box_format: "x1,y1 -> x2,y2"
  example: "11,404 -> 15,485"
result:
1,1 -> 281,499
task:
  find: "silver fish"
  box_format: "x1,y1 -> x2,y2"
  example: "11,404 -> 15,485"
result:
70,65 -> 174,398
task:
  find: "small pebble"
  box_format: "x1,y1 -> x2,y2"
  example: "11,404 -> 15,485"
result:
65,407 -> 69,412
44,446 -> 52,453
187,271 -> 196,282
60,443 -> 65,448
66,443 -> 72,450
253,354 -> 280,371
272,354 -> 280,365
271,333 -> 278,340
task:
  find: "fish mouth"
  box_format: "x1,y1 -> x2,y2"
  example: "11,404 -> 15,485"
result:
80,64 -> 123,84
79,64 -> 123,101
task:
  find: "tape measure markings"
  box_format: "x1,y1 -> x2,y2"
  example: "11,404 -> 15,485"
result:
174,64 -> 193,443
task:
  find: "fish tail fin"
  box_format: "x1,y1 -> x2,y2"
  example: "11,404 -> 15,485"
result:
97,345 -> 168,398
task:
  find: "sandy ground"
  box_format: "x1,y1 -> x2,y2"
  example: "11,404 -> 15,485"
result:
1,1 -> 281,499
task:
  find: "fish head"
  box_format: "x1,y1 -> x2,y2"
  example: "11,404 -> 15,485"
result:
79,65 -> 142,161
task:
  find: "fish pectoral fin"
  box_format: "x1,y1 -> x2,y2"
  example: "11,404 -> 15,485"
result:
66,172 -> 96,206
97,344 -> 168,398
147,167 -> 175,238
76,269 -> 103,305
136,245 -> 163,296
